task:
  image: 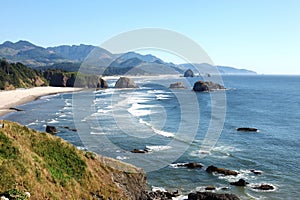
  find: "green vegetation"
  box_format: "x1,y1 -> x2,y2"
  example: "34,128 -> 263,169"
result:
0,59 -> 47,90
0,120 -> 144,199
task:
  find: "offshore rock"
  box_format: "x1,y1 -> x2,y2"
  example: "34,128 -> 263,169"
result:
115,77 -> 138,88
169,82 -> 185,89
193,81 -> 225,92
230,179 -> 249,186
206,165 -> 238,176
236,127 -> 258,132
184,69 -> 194,77
45,125 -> 57,134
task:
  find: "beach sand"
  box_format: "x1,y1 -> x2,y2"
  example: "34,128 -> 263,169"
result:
0,87 -> 83,117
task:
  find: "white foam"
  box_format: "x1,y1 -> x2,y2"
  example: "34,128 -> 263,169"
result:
116,156 -> 129,160
48,119 -> 59,124
90,131 -> 108,135
152,128 -> 175,137
152,186 -> 167,192
146,145 -> 172,152
139,119 -> 175,137
156,94 -> 171,100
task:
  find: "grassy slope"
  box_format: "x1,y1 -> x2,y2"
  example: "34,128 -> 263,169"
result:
0,120 -> 145,200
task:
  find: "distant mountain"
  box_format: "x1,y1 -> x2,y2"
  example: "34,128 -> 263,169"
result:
0,40 -> 257,75
179,63 -> 257,75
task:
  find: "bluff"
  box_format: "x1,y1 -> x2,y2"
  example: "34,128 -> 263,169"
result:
0,59 -> 46,90
0,120 -> 146,200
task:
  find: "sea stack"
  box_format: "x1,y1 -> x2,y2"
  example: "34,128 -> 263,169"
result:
115,77 -> 138,88
184,69 -> 194,77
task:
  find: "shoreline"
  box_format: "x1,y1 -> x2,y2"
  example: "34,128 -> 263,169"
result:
0,87 -> 83,117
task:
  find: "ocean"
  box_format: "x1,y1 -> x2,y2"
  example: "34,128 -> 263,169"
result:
2,75 -> 300,200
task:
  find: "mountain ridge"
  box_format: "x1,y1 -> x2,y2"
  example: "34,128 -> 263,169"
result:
0,40 -> 257,75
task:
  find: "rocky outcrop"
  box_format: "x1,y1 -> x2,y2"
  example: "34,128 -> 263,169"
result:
188,192 -> 240,200
230,179 -> 249,186
252,184 -> 274,191
206,165 -> 238,176
49,73 -> 69,87
176,162 -> 203,169
97,78 -> 108,89
236,127 -> 258,132
144,190 -> 181,200
115,77 -> 138,88
184,69 -> 194,77
193,81 -> 225,92
45,125 -> 57,134
169,82 -> 185,89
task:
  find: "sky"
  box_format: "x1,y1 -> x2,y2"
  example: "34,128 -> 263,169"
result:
1,0 -> 300,74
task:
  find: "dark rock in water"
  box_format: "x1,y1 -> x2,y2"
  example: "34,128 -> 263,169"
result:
115,77 -> 138,88
252,184 -> 274,190
184,69 -> 194,77
188,192 -> 240,200
169,82 -> 185,89
9,107 -> 24,112
236,127 -> 258,132
205,186 -> 216,190
177,162 -> 203,169
193,81 -> 225,92
144,190 -> 181,200
250,169 -> 262,175
46,125 -> 57,134
206,165 -> 238,176
97,78 -> 108,89
131,149 -> 148,153
230,179 -> 249,186
63,126 -> 77,132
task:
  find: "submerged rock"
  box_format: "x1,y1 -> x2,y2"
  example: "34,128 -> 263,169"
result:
236,127 -> 258,132
188,192 -> 240,200
131,149 -> 149,153
252,184 -> 274,191
250,169 -> 262,175
206,165 -> 238,176
193,81 -> 225,92
45,125 -> 57,134
169,82 -> 185,89
184,69 -> 194,77
230,179 -> 249,186
177,162 -> 203,169
115,77 -> 138,88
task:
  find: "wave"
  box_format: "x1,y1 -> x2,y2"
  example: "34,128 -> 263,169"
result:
48,119 -> 59,124
139,119 -> 174,137
146,145 -> 172,152
116,156 -> 129,160
90,131 -> 108,135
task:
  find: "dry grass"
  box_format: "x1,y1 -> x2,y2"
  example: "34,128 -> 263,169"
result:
0,120 -> 145,200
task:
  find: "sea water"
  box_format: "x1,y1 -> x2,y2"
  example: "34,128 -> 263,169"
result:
2,75 -> 300,200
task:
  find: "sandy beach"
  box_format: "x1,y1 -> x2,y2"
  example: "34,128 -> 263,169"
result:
0,87 -> 83,117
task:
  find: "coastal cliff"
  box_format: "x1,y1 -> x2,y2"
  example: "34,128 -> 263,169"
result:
0,120 -> 146,199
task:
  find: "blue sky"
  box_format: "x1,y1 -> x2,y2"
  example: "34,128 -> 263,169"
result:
1,0 -> 299,74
